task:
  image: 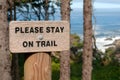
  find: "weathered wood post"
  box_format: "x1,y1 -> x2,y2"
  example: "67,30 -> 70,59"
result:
24,53 -> 51,80
9,21 -> 70,80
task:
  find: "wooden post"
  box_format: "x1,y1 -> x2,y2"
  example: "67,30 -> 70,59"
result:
24,53 -> 51,80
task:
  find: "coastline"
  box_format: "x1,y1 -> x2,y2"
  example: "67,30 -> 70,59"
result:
96,36 -> 120,53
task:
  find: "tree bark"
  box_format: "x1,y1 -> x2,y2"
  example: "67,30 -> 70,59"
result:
0,0 -> 11,80
60,0 -> 70,80
10,1 -> 20,80
82,0 -> 93,80
11,54 -> 20,80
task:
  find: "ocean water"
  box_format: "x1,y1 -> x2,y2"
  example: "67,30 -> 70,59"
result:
71,8 -> 120,37
70,8 -> 120,52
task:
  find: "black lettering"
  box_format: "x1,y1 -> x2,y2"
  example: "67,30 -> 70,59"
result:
36,41 -> 40,47
25,27 -> 29,33
20,27 -> 24,33
35,27 -> 39,33
46,27 -> 50,33
36,40 -> 57,47
35,27 -> 44,33
39,27 -> 44,33
51,27 -> 55,32
30,27 -> 34,33
15,27 -> 45,34
28,41 -> 34,47
54,41 -> 57,46
23,41 -> 27,47
55,27 -> 60,33
41,41 -> 46,47
51,41 -> 53,46
15,27 -> 20,33
60,27 -> 64,33
23,41 -> 33,47
46,41 -> 50,46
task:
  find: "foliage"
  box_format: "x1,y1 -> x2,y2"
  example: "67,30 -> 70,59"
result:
93,64 -> 120,80
70,62 -> 82,80
93,50 -> 103,67
18,54 -> 25,80
101,46 -> 120,66
8,0 -> 57,20
93,46 -> 119,66
70,34 -> 83,62
52,60 -> 60,80
70,34 -> 82,48
52,58 -> 120,80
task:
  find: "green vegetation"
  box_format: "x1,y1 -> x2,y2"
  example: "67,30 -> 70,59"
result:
93,64 -> 120,80
70,62 -> 82,80
52,61 -> 60,80
52,59 -> 120,80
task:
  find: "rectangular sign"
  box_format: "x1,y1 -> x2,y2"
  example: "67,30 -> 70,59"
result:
9,21 -> 70,53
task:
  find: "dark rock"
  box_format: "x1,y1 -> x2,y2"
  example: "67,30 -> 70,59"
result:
104,38 -> 113,41
113,39 -> 120,47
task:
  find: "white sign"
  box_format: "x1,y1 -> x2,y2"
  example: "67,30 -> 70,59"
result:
9,21 -> 70,53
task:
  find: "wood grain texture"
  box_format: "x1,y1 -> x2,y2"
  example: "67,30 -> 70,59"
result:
24,53 -> 51,80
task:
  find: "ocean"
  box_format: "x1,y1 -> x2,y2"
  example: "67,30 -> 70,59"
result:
71,8 -> 120,37
70,8 -> 120,52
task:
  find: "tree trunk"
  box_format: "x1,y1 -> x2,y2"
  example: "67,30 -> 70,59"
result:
0,0 -> 11,80
82,0 -> 93,80
11,54 -> 20,80
11,1 -> 20,80
60,0 -> 70,80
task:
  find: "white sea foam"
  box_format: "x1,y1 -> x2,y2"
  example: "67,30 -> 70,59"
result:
96,36 -> 120,53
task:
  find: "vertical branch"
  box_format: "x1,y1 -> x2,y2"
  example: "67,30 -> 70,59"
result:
92,0 -> 98,52
44,0 -> 49,20
8,0 -> 13,20
10,6 -> 13,20
60,0 -> 70,80
14,0 -> 16,20
82,0 -> 93,80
